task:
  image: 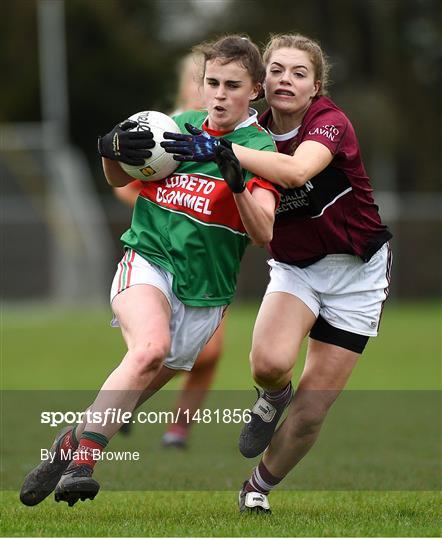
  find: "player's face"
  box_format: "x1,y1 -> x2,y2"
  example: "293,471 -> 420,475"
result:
204,59 -> 260,132
264,48 -> 320,119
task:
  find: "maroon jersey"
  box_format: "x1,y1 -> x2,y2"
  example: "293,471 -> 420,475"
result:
259,96 -> 392,266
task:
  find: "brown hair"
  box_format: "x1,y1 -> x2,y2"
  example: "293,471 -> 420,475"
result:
263,33 -> 330,95
193,35 -> 265,86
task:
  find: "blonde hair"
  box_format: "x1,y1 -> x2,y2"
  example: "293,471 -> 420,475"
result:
175,52 -> 205,111
263,33 -> 330,95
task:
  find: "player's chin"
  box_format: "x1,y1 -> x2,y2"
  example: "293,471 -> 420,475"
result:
268,96 -> 297,110
208,114 -> 234,131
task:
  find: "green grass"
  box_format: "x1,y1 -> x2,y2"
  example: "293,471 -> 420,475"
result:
2,301 -> 441,390
1,491 -> 440,537
1,300 -> 441,536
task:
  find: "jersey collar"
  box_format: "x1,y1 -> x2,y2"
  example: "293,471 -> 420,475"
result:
268,124 -> 300,141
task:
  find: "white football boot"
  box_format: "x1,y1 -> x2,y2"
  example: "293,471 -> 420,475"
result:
238,481 -> 271,514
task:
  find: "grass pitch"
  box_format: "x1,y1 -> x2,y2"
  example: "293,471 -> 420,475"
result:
2,490 -> 440,537
1,300 -> 441,536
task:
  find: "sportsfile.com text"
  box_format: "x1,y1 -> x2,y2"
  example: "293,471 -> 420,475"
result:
40,408 -> 252,427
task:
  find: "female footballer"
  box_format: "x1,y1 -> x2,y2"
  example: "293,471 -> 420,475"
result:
114,52 -> 227,450
162,33 -> 393,514
20,35 -> 279,507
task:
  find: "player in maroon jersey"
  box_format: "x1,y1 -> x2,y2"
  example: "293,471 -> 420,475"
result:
162,33 -> 392,514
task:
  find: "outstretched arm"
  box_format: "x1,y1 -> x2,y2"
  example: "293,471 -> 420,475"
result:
162,124 -> 333,189
232,140 -> 333,189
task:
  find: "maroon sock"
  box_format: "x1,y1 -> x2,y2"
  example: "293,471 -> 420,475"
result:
245,460 -> 283,495
263,381 -> 293,406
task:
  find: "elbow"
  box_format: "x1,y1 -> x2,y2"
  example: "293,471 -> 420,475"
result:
102,158 -> 131,187
105,173 -> 130,188
252,229 -> 273,247
106,176 -> 122,187
252,239 -> 267,248
263,229 -> 273,246
278,166 -> 309,189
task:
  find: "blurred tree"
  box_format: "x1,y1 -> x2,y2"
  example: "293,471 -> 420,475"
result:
65,0 -> 179,186
1,0 -> 439,192
215,0 -> 441,192
0,1 -> 40,122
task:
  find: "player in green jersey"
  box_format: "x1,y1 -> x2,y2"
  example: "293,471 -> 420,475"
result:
20,35 -> 279,508
114,53 -> 227,449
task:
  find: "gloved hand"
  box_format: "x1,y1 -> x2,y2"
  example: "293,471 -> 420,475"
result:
214,140 -> 246,193
161,123 -> 232,162
98,120 -> 155,166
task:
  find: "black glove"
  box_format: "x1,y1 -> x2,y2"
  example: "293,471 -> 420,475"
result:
98,120 -> 155,166
214,139 -> 246,194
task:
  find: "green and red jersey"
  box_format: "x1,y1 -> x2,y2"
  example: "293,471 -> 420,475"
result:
121,109 -> 278,307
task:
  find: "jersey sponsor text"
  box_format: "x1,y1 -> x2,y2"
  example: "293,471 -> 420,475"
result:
154,174 -> 217,215
308,124 -> 340,141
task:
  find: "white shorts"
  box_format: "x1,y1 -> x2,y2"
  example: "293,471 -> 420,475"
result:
265,243 -> 392,337
110,250 -> 225,371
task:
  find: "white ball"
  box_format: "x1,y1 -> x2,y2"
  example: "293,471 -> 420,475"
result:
119,111 -> 181,181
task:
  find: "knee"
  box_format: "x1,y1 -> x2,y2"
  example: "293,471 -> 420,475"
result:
250,349 -> 291,385
129,343 -> 169,377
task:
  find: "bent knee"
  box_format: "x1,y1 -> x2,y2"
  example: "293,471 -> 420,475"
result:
129,343 -> 169,376
251,350 -> 292,384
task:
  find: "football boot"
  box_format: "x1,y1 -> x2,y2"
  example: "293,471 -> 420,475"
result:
20,426 -> 76,506
239,386 -> 293,458
54,463 -> 100,507
238,481 -> 271,514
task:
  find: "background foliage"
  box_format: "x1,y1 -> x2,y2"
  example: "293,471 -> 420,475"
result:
1,0 -> 440,192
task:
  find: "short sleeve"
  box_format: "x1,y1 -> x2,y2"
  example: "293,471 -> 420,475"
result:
246,177 -> 281,207
302,110 -> 348,155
